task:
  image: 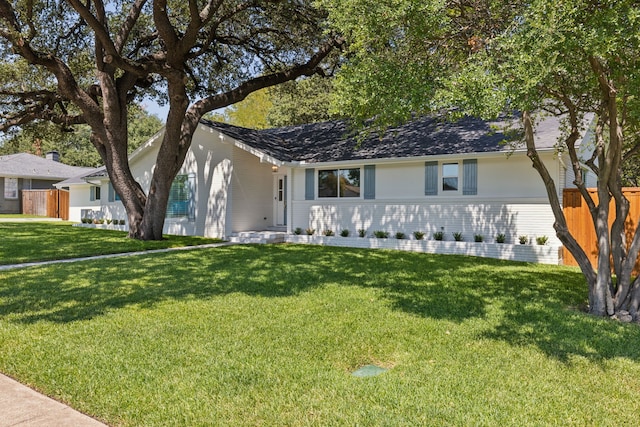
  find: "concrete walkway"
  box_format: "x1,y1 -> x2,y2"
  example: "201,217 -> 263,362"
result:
0,242 -> 232,271
0,241 -> 233,426
0,373 -> 107,426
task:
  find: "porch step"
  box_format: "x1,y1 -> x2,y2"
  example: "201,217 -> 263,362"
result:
228,231 -> 286,244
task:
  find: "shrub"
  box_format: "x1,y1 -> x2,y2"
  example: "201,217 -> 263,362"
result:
323,229 -> 335,237
433,231 -> 444,241
413,231 -> 425,240
106,219 -> 112,225
474,234 -> 484,242
358,229 -> 367,238
294,227 -> 303,235
519,235 -> 528,244
496,233 -> 506,243
536,236 -> 549,245
119,219 -> 125,225
373,230 -> 389,238
340,229 -> 350,237
395,232 -> 406,239
305,228 -> 315,236
453,232 -> 463,242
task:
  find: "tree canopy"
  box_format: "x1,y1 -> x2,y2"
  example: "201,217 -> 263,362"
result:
0,104 -> 162,166
208,75 -> 337,129
324,0 -> 640,319
0,0 -> 342,239
267,75 -> 337,127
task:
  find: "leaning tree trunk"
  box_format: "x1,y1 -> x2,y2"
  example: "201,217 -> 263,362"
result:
135,74 -> 198,240
521,111 -> 598,306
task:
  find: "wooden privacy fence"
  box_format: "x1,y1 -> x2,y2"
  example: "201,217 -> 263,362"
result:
21,189 -> 69,220
563,188 -> 640,274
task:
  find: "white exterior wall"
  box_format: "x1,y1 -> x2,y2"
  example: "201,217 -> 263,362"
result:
163,126 -> 235,238
230,147 -> 277,233
65,124 -> 277,238
292,199 -> 556,245
290,151 -> 563,246
67,183 -> 104,222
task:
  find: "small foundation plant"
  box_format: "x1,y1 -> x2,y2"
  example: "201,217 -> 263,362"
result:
413,231 -> 425,240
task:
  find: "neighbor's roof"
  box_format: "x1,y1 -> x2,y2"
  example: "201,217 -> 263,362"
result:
203,114 -> 567,164
0,153 -> 93,180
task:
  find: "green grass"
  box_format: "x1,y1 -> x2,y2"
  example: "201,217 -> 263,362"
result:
0,222 -> 222,265
2,241 -> 640,425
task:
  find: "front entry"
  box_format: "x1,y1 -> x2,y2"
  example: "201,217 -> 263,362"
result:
274,174 -> 287,226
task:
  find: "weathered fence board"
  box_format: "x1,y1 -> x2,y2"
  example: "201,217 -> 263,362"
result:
21,189 -> 70,220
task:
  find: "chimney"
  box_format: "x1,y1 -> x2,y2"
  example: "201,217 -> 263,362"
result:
46,150 -> 60,162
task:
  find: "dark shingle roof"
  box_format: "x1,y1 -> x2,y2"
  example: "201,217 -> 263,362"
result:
200,120 -> 294,161
58,114 -> 567,185
203,114 -> 564,164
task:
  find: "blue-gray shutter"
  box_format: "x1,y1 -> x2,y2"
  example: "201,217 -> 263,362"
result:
188,173 -> 196,220
424,161 -> 438,196
463,159 -> 478,195
108,182 -> 115,202
364,165 -> 375,200
90,186 -> 95,201
284,175 -> 288,225
305,168 -> 315,200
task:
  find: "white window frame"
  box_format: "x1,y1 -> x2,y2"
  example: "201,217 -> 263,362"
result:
166,173 -> 196,220
4,177 -> 18,199
317,168 -> 362,199
442,162 -> 460,192
90,186 -> 101,201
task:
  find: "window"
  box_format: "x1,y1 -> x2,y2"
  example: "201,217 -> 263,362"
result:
166,174 -> 195,219
108,183 -> 121,202
426,160 -> 477,196
90,186 -> 101,201
318,168 -> 360,198
442,163 -> 459,191
4,177 -> 18,199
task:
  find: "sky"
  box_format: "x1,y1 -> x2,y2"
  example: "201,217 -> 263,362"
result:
141,98 -> 225,123
141,98 -> 169,122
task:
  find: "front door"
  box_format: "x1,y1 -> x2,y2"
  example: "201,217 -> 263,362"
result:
274,174 -> 287,226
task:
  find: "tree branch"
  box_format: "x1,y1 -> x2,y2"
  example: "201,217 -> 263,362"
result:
115,0 -> 148,54
192,35 -> 344,115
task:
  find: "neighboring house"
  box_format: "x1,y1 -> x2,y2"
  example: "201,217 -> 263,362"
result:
58,115 -> 594,248
0,151 -> 92,214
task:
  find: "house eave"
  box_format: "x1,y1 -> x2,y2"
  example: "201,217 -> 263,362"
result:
290,146 -> 556,168
1,173 -> 71,180
128,128 -> 165,162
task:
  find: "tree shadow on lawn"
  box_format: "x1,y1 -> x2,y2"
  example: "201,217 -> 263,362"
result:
1,244 -> 639,362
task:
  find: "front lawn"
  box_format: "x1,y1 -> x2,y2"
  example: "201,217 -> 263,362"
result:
1,244 -> 639,425
0,222 -> 222,265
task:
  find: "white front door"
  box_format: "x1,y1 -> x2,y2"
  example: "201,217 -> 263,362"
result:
274,174 -> 287,226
